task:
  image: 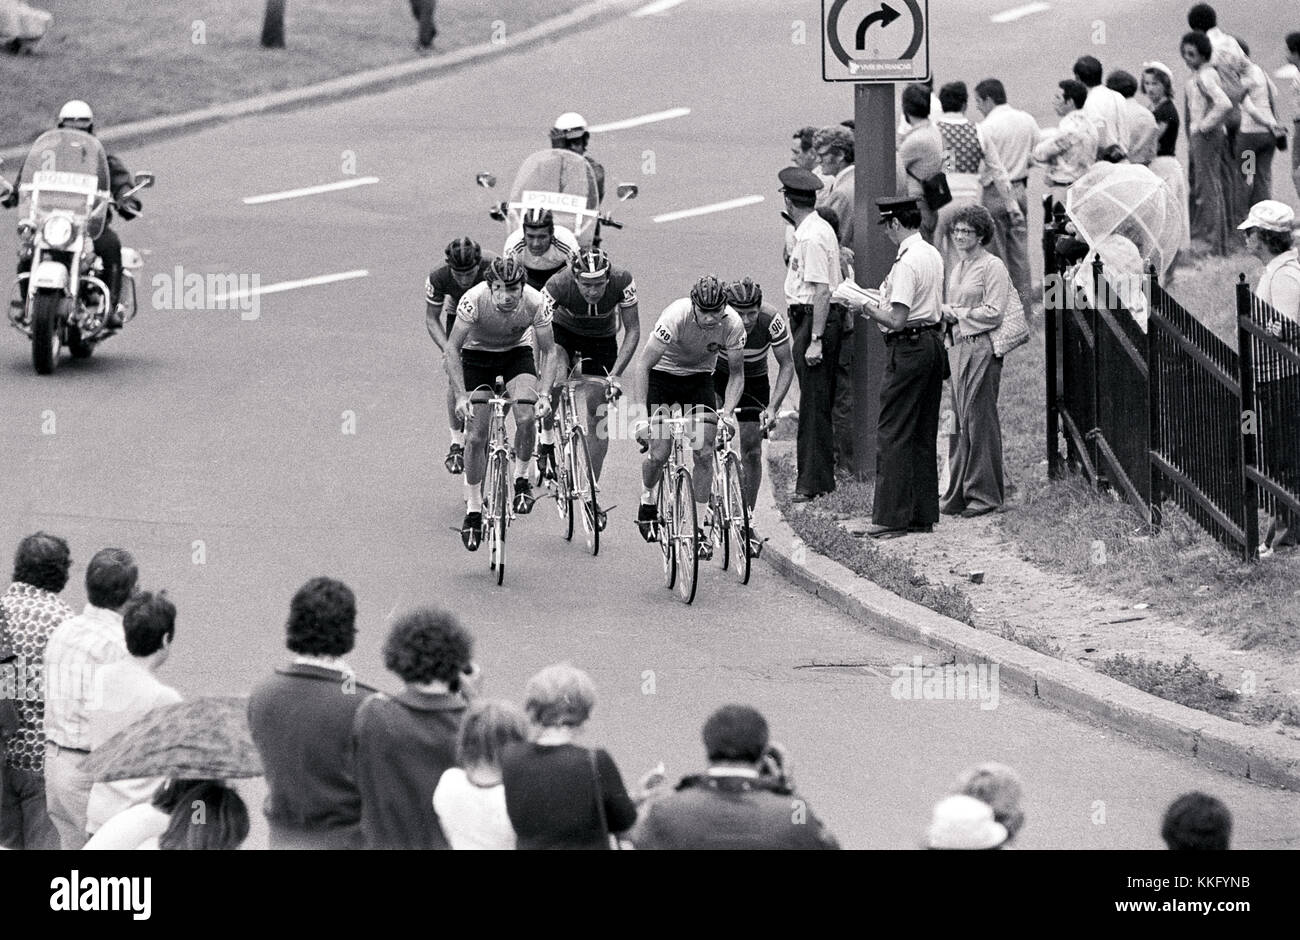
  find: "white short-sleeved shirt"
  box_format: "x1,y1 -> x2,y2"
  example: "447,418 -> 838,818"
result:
650,298 -> 746,376
455,281 -> 553,352
432,768 -> 516,850
881,233 -> 945,330
82,802 -> 169,850
784,212 -> 843,305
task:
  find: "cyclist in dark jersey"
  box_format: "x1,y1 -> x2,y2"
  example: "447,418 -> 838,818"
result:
538,248 -> 641,495
505,208 -> 580,291
715,278 -> 795,520
426,237 -> 496,474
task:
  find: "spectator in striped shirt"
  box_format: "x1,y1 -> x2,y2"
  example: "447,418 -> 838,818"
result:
42,547 -> 137,849
0,532 -> 74,850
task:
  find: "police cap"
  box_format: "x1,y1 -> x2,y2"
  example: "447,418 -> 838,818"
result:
778,166 -> 824,197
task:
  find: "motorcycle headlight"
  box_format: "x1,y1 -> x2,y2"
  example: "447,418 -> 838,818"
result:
42,216 -> 76,249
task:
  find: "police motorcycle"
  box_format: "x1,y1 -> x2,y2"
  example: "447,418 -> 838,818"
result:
476,148 -> 637,251
0,128 -> 154,374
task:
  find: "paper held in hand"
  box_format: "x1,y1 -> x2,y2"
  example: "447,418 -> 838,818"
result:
832,281 -> 882,310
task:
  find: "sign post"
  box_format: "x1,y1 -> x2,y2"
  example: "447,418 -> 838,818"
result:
822,0 -> 930,481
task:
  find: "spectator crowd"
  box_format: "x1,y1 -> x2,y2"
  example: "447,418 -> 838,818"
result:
0,532 -> 1240,850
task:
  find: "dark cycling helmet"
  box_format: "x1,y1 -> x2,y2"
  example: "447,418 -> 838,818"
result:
445,237 -> 482,272
690,275 -> 728,312
725,278 -> 763,308
571,247 -> 611,281
522,208 -> 554,231
485,255 -> 527,287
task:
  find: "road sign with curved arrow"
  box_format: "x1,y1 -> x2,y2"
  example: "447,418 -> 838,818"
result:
823,0 -> 930,83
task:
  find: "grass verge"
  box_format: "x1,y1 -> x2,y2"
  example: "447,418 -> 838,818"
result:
768,452 -> 976,627
0,0 -> 586,147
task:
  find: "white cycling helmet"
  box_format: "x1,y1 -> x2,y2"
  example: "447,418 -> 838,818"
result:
57,100 -> 95,130
552,112 -> 588,140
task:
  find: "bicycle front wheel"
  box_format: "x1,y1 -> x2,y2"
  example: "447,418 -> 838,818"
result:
557,434 -> 575,543
674,469 -> 698,605
491,452 -> 509,586
571,428 -> 600,556
723,453 -> 751,585
656,477 -> 675,589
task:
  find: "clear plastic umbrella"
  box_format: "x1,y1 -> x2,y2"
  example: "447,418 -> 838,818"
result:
1065,162 -> 1184,281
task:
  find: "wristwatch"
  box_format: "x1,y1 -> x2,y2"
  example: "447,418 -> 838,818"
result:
811,332 -> 822,342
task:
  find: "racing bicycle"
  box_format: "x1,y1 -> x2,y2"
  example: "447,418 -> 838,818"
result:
468,375 -> 537,586
546,355 -> 620,556
707,416 -> 755,585
644,407 -> 718,605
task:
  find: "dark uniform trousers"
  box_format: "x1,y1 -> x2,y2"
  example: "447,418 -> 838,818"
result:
873,327 -> 945,529
832,309 -> 855,472
790,303 -> 843,497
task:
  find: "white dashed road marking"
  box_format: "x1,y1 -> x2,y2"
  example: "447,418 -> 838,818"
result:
990,2 -> 1051,23
653,195 -> 764,224
209,269 -> 370,305
632,0 -> 687,17
242,177 -> 380,205
588,107 -> 691,133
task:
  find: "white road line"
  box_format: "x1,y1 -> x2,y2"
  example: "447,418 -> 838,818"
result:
632,0 -> 687,17
209,269 -> 370,304
242,177 -> 380,205
653,195 -> 764,224
588,107 -> 691,133
990,2 -> 1051,23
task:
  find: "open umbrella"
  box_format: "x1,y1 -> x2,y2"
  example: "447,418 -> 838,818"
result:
1066,161 -> 1184,280
79,696 -> 262,783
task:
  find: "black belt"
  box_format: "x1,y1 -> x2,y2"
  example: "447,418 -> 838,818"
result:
884,323 -> 942,344
47,741 -> 90,754
788,303 -> 844,316
1011,177 -> 1028,186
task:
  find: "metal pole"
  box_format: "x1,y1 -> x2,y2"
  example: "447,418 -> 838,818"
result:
1236,273 -> 1259,561
851,83 -> 896,481
1042,195 -> 1060,480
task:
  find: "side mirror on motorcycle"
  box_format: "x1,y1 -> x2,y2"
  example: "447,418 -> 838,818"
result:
475,172 -> 497,190
488,202 -> 507,223
616,183 -> 638,201
133,171 -> 156,190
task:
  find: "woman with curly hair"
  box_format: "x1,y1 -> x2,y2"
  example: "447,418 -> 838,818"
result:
353,606 -> 479,849
939,204 -> 1017,517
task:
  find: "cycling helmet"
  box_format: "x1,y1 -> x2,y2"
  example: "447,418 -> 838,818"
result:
57,100 -> 94,132
571,247 -> 611,281
444,237 -> 482,272
690,275 -> 728,312
485,255 -> 526,287
725,277 -> 763,308
522,208 -> 555,231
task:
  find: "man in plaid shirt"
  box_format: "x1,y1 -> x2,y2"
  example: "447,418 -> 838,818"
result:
42,547 -> 137,849
0,532 -> 75,850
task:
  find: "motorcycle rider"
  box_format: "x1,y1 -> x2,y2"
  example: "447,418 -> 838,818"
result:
1,101 -> 142,330
550,112 -> 606,204
504,208 -> 580,291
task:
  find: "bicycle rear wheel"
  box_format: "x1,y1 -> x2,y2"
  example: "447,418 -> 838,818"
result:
571,427 -> 600,556
674,469 -> 699,605
656,477 -> 675,589
723,453 -> 751,585
712,465 -> 730,573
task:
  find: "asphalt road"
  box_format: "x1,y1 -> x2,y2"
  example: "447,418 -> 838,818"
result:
1,0 -> 1297,849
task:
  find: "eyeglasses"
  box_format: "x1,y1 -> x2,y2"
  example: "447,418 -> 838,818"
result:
952,227 -> 978,237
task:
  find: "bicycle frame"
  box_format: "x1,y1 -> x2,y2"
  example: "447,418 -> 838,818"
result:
649,406 -> 718,605
468,376 -> 536,585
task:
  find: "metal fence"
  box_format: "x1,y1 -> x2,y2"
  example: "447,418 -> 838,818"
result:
1042,197 -> 1300,561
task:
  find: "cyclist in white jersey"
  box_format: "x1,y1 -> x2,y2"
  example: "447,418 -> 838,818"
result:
445,256 -> 557,550
631,276 -> 746,547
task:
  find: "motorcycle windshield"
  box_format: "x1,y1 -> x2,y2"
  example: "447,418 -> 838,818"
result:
17,129 -> 110,239
506,149 -> 599,242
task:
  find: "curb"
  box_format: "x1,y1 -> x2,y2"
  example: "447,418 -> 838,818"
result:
751,458 -> 1300,792
0,0 -> 642,160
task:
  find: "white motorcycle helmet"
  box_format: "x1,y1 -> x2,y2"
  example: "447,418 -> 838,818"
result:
57,100 -> 95,133
551,111 -> 589,144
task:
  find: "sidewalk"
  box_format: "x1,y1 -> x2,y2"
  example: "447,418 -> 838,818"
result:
754,439 -> 1300,790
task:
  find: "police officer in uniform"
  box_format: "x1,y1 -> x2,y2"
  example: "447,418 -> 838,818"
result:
780,166 -> 843,501
856,196 -> 946,538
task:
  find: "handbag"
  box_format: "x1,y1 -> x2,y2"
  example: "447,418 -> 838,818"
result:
588,747 -> 623,850
906,165 -> 952,212
989,262 -> 1031,357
